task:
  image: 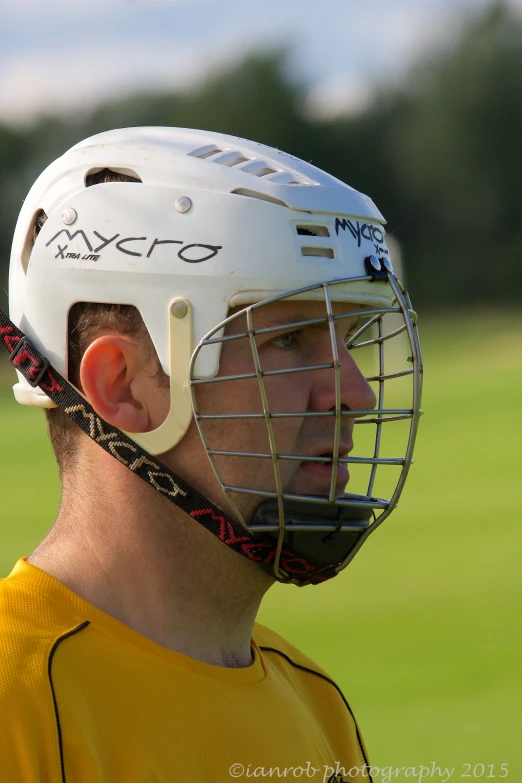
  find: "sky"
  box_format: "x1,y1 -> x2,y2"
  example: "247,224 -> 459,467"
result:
1,0 -> 521,125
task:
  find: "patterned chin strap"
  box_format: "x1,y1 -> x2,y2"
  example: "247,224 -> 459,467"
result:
0,309 -> 338,586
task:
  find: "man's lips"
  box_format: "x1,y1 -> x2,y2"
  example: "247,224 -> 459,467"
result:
297,441 -> 353,490
299,459 -> 349,484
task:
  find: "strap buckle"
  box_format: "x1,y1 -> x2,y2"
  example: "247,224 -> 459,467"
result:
9,337 -> 50,388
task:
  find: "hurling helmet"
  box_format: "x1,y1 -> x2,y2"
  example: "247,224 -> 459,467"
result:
6,128 -> 423,584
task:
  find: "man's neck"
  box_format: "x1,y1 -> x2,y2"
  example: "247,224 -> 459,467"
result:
27,487 -> 273,668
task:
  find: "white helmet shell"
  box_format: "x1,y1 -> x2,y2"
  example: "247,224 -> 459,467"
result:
10,127 -> 393,455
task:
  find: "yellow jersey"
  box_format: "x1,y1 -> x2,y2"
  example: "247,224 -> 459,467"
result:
0,557 -> 371,782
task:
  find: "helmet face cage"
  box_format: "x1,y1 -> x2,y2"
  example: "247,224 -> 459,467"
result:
190,272 -> 423,583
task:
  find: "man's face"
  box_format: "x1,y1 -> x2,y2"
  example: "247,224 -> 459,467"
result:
164,299 -> 377,523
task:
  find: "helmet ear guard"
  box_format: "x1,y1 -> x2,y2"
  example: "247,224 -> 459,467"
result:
124,298 -> 194,455
6,127 -> 423,584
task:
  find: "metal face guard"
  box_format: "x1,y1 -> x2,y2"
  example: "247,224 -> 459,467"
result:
190,273 -> 423,582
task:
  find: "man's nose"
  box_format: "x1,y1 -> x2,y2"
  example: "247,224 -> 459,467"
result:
309,334 -> 377,414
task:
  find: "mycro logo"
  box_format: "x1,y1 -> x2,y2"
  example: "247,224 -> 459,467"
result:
335,217 -> 388,256
45,228 -> 222,263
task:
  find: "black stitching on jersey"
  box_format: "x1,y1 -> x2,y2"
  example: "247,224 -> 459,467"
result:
48,621 -> 90,783
259,646 -> 372,782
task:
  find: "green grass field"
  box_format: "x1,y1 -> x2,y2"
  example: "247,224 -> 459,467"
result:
1,311 -> 521,781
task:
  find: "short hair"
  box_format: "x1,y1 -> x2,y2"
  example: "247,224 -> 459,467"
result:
35,169 -> 169,477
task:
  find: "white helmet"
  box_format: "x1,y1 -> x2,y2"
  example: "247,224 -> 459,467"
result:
6,127 -> 423,585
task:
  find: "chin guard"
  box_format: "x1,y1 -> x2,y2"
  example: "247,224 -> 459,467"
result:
251,497 -> 374,569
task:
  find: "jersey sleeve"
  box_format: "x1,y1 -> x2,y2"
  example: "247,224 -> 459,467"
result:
0,577 -> 83,782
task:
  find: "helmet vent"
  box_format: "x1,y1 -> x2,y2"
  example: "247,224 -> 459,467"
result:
188,145 -> 223,159
21,208 -> 47,275
230,188 -> 288,207
187,144 -> 313,184
211,151 -> 249,167
296,225 -> 330,237
85,168 -> 142,185
268,172 -> 301,185
296,224 -> 334,259
301,247 -> 335,259
239,160 -> 278,177
251,166 -> 277,178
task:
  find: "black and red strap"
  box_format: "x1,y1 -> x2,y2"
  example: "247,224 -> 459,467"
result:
0,309 -> 336,585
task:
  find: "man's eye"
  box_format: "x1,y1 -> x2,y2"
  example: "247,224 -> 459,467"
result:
271,331 -> 299,349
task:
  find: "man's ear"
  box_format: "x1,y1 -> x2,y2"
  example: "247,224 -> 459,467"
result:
79,335 -> 153,433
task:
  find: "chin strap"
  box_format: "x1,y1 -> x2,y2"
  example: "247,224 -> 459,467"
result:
0,309 -> 339,586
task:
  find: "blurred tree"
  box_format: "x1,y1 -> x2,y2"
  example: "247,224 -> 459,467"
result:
398,1 -> 522,304
1,2 -> 521,313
